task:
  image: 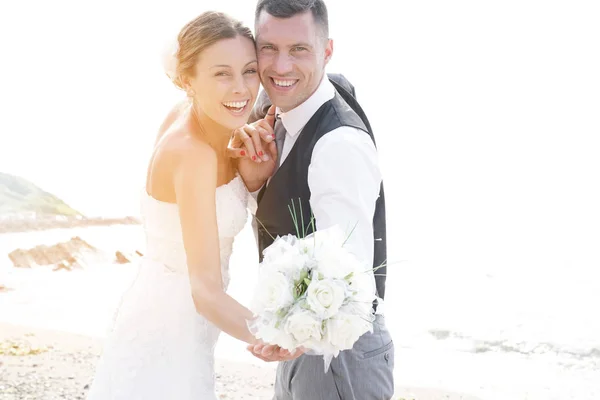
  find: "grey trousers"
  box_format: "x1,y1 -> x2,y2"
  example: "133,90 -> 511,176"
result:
273,315 -> 395,400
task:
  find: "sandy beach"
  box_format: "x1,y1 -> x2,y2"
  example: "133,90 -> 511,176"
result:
0,223 -> 487,400
0,322 -> 277,400
1,223 -> 599,399
0,322 -> 488,400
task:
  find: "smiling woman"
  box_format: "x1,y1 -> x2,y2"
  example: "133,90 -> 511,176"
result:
84,11 -> 266,400
166,11 -> 260,129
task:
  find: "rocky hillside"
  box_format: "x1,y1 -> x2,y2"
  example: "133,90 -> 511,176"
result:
0,172 -> 140,233
0,172 -> 82,218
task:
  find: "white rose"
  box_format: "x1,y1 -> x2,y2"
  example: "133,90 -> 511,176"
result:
324,309 -> 373,351
262,235 -> 309,279
306,279 -> 346,318
272,252 -> 309,281
301,225 -> 347,258
284,309 -> 322,345
262,235 -> 297,263
314,247 -> 360,280
252,317 -> 297,351
252,271 -> 294,313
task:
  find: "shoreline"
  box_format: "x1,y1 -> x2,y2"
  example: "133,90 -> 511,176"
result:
0,217 -> 141,235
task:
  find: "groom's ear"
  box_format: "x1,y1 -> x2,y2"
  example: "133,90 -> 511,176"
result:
324,39 -> 333,65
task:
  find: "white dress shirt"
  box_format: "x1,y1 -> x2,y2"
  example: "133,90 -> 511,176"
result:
262,76 -> 382,267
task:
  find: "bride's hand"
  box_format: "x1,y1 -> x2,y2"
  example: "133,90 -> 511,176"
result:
247,341 -> 305,362
228,106 -> 276,161
228,105 -> 278,192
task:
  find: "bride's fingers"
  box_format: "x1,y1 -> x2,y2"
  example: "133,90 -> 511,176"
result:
235,126 -> 259,162
248,350 -> 277,363
248,345 -> 299,362
247,344 -> 281,362
247,343 -> 259,351
228,129 -> 249,159
277,348 -> 291,357
255,120 -> 275,142
255,127 -> 272,162
226,146 -> 247,159
252,343 -> 265,354
244,125 -> 267,163
260,344 -> 278,357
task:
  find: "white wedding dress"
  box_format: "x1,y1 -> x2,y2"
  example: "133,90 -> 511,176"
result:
87,175 -> 249,400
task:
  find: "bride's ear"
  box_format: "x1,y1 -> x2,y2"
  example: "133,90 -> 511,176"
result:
181,77 -> 196,98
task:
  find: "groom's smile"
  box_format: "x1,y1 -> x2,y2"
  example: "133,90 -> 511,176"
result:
271,78 -> 299,88
269,77 -> 300,92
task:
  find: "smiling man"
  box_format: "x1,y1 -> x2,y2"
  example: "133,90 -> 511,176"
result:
235,1 -> 395,399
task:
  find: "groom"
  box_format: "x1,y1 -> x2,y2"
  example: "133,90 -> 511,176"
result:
233,0 -> 394,398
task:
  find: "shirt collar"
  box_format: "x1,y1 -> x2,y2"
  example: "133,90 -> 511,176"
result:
276,75 -> 335,138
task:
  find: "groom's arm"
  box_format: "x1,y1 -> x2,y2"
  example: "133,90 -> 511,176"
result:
308,128 -> 381,268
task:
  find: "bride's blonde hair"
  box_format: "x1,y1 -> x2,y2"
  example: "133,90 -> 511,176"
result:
166,11 -> 254,90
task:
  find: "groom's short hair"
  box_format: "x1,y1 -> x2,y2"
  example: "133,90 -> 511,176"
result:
255,0 -> 329,39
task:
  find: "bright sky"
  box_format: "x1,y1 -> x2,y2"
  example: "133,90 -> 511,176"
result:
1,0 -> 599,274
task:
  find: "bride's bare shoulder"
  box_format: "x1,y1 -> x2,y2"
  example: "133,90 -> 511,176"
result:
154,98 -> 191,145
146,128 -> 216,201
156,126 -> 216,168
152,101 -> 213,158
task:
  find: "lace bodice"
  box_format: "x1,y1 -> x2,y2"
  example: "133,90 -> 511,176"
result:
140,175 -> 249,286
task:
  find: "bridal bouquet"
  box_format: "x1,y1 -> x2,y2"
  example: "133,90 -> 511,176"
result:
248,217 -> 380,371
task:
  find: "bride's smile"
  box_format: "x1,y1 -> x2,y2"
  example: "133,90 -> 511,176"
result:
222,99 -> 250,115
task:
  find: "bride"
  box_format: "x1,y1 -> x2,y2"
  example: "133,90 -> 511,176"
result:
87,11 -> 282,400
